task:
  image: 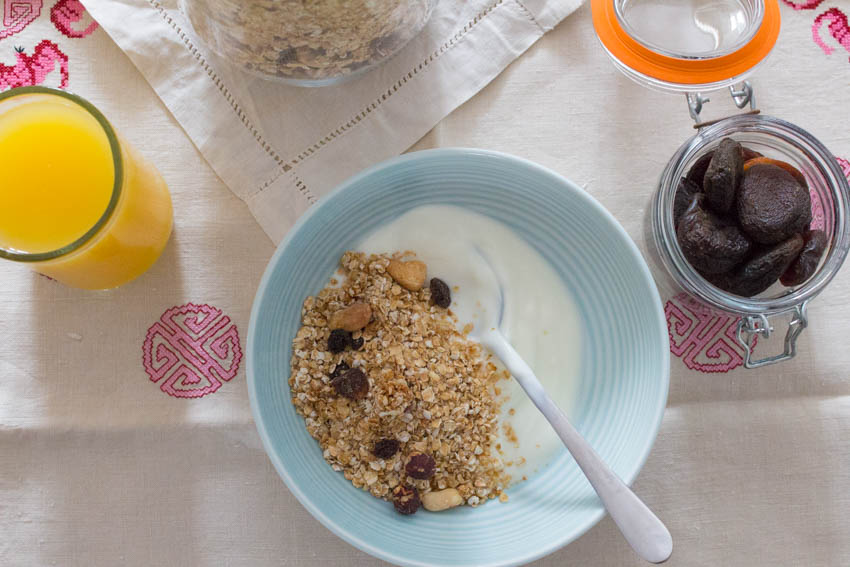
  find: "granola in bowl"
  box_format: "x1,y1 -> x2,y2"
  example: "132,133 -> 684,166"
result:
289,251 -> 510,514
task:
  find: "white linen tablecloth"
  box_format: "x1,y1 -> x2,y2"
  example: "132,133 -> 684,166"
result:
2,1 -> 850,565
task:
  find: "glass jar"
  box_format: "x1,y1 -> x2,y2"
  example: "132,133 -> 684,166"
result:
591,0 -> 850,366
180,0 -> 437,87
0,86 -> 173,290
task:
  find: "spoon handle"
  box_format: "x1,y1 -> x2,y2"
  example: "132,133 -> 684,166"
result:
489,337 -> 672,564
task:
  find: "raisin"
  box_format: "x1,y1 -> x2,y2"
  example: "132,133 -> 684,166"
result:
781,229 -> 827,286
392,484 -> 420,515
331,368 -> 369,400
349,335 -> 364,350
405,453 -> 436,480
328,329 -> 350,353
677,194 -> 752,275
372,439 -> 400,459
737,164 -> 811,245
330,361 -> 349,380
703,138 -> 744,214
429,278 -> 451,308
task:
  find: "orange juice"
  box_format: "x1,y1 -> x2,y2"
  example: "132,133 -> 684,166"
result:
0,87 -> 172,289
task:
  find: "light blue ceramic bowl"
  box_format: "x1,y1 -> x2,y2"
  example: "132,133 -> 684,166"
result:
248,149 -> 669,567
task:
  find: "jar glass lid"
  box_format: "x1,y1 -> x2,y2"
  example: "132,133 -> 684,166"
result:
592,0 -> 781,90
615,0 -> 764,59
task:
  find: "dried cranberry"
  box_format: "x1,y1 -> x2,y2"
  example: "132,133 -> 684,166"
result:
330,362 -> 350,380
429,278 -> 451,308
372,439 -> 400,459
328,329 -> 350,353
405,453 -> 436,480
392,484 -> 420,515
331,368 -> 369,400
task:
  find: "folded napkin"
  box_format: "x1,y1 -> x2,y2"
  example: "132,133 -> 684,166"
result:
82,0 -> 583,243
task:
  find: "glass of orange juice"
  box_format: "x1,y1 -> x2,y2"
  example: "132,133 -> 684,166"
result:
0,86 -> 173,290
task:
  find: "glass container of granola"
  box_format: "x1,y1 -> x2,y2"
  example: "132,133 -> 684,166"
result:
179,0 -> 437,86
591,0 -> 850,367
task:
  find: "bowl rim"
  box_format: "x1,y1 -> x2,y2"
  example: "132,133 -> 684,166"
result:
247,147 -> 671,567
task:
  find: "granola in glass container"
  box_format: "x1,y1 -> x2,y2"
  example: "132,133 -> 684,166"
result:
180,0 -> 436,85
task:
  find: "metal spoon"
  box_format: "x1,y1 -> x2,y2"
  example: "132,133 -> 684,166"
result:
470,250 -> 672,564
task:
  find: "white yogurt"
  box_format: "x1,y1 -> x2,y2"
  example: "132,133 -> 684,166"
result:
357,205 -> 581,478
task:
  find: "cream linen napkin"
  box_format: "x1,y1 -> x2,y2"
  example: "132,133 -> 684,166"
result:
81,0 -> 583,243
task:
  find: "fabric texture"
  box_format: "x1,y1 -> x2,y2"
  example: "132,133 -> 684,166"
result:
1,1 -> 850,565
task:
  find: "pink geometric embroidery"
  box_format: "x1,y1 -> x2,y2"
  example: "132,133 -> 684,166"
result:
0,40 -> 68,90
812,8 -> 850,62
838,157 -> 850,180
0,0 -> 41,39
781,0 -> 825,10
810,187 -> 825,231
666,293 -> 756,373
142,303 -> 242,399
50,0 -> 98,38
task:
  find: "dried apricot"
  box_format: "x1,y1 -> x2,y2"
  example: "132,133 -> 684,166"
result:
723,234 -> 805,296
703,138 -> 744,214
673,178 -> 701,228
780,230 -> 827,286
743,157 -> 806,187
737,164 -> 811,244
677,194 -> 752,274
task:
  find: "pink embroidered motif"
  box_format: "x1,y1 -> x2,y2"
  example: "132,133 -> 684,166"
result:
142,303 -> 242,399
0,0 -> 41,39
781,0 -> 825,10
50,0 -> 97,38
812,8 -> 850,62
838,157 -> 850,180
810,187 -> 826,231
0,40 -> 68,90
666,293 -> 756,373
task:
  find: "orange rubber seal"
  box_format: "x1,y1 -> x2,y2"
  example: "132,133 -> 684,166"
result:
591,0 -> 781,86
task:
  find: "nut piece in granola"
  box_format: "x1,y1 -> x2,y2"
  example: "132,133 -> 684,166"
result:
329,302 -> 372,332
387,259 -> 427,291
422,488 -> 463,512
406,453 -> 436,480
331,368 -> 369,400
392,484 -> 421,515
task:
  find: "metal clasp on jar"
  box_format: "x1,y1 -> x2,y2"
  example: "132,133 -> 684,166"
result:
735,302 -> 809,368
687,81 -> 759,128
